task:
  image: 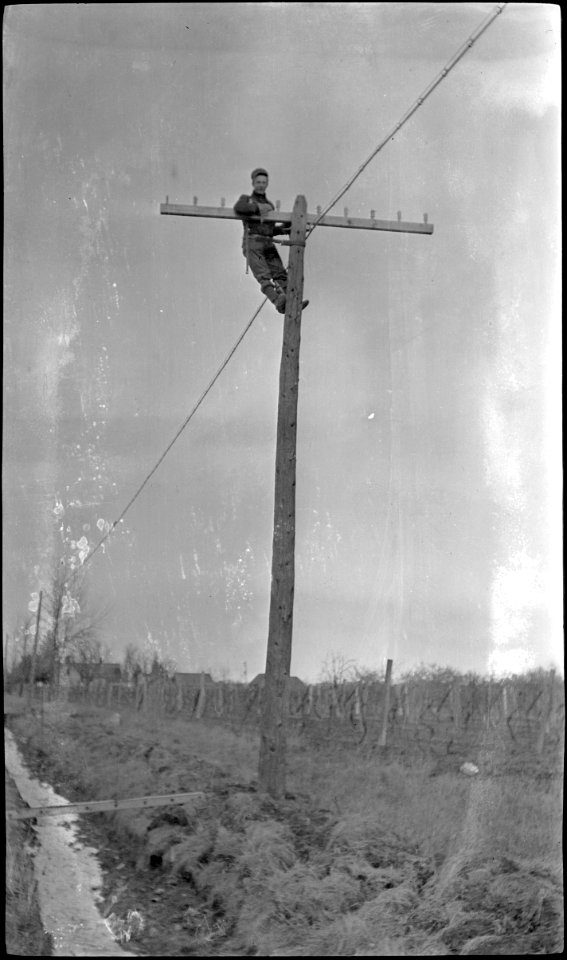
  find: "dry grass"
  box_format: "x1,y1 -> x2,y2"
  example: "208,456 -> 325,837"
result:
289,749 -> 477,863
5,789 -> 52,955
5,698 -> 563,957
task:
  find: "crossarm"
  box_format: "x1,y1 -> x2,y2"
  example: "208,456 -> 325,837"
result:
160,202 -> 433,235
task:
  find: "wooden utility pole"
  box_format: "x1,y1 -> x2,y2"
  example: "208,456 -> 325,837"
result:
19,630 -> 29,698
27,590 -> 43,707
258,196 -> 307,797
161,193 -> 433,798
3,634 -> 10,691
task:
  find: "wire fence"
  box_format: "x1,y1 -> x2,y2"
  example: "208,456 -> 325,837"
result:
16,670 -> 563,773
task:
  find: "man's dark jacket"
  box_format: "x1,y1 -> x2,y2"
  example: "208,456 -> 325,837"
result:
233,191 -> 290,240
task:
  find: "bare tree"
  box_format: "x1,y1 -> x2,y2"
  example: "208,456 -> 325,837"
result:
66,637 -> 110,685
319,653 -> 358,685
26,564 -> 111,688
123,641 -> 176,682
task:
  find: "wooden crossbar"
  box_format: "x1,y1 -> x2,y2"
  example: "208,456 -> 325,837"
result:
160,202 -> 434,235
6,790 -> 205,821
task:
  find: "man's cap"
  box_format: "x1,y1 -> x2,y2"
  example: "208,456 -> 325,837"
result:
251,168 -> 268,180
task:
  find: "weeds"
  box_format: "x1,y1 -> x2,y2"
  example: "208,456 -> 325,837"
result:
5,698 -> 563,957
5,784 -> 52,956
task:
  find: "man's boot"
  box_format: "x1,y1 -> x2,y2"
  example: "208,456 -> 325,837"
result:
275,293 -> 310,314
261,282 -> 282,309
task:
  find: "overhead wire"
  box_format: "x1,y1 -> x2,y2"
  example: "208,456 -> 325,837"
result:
84,297 -> 268,566
81,1 -> 508,571
306,2 -> 508,239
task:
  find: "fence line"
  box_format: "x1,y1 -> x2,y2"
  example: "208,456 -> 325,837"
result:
13,671 -> 562,759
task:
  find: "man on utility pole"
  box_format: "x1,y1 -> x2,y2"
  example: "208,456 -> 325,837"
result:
233,168 -> 309,315
160,189 -> 433,798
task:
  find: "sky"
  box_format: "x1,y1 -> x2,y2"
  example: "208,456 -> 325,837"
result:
3,3 -> 562,683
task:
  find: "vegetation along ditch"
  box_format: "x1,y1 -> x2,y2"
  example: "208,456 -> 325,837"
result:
5,685 -> 563,957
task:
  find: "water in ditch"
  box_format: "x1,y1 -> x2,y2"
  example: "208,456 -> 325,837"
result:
5,728 -> 135,957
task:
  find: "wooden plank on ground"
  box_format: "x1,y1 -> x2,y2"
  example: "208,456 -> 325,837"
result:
6,790 -> 205,821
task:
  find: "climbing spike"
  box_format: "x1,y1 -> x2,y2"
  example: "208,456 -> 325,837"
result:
423,213 -> 428,223
193,196 -> 198,206
221,197 -> 226,207
370,209 -> 375,220
397,210 -> 402,221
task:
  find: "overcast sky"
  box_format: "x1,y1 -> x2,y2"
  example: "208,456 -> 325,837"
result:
3,3 -> 561,682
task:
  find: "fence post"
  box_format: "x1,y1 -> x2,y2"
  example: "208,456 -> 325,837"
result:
330,683 -> 342,719
305,684 -> 313,716
353,682 -> 361,720
501,683 -> 508,721
481,682 -> 490,729
400,683 -> 409,726
378,659 -> 393,747
451,680 -> 461,732
135,676 -> 145,711
195,672 -> 206,719
536,669 -> 556,756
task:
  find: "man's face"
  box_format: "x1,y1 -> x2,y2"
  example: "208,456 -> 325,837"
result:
252,175 -> 268,194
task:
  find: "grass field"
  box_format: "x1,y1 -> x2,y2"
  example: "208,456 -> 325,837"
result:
5,696 -> 563,956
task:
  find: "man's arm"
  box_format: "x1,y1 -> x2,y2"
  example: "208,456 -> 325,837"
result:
233,195 -> 291,234
233,194 -> 260,216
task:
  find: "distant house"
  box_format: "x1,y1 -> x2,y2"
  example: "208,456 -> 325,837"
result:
174,671 -> 213,688
62,660 -> 123,686
91,662 -> 123,683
